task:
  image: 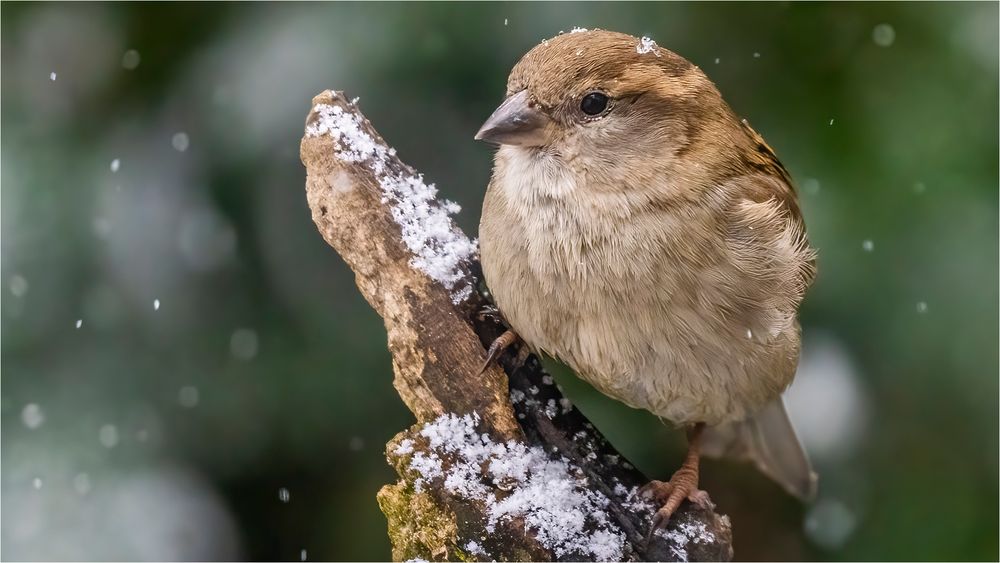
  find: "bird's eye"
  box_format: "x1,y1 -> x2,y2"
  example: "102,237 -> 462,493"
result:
580,92 -> 609,116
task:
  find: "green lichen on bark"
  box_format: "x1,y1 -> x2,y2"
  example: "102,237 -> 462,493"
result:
378,480 -> 458,562
381,428 -> 555,562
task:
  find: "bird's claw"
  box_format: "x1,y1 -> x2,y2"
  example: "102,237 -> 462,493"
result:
478,329 -> 520,374
641,472 -> 713,545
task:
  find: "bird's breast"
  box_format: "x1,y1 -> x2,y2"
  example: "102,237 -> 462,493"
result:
479,155 -> 796,425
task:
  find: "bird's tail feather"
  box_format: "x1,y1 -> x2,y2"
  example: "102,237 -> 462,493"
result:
701,396 -> 817,500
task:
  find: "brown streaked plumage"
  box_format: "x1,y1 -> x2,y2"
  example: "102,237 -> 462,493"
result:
476,29 -> 817,529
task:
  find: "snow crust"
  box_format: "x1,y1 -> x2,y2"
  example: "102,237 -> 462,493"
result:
464,540 -> 482,556
395,411 -> 721,560
400,412 -> 626,560
394,438 -> 415,455
306,102 -> 477,303
654,519 -> 717,562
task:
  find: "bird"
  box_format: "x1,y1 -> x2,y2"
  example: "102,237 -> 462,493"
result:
474,29 -> 817,530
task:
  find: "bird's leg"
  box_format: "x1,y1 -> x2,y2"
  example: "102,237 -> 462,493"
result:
478,329 -> 520,374
640,422 -> 714,533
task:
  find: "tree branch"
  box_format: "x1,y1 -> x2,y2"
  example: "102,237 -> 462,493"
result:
300,90 -> 733,562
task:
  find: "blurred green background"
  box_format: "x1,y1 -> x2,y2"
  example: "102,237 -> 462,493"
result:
2,2 -> 997,561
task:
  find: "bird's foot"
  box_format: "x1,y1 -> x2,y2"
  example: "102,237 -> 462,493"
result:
640,464 -> 713,534
478,329 -> 520,374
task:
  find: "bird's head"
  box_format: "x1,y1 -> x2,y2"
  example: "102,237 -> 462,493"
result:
476,29 -> 742,192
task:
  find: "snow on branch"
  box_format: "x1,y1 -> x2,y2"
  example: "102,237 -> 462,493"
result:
299,90 -> 733,562
305,102 -> 477,303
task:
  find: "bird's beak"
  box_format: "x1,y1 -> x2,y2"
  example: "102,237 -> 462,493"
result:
474,90 -> 551,147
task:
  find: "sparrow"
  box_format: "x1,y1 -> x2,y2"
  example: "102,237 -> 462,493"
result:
474,29 -> 817,530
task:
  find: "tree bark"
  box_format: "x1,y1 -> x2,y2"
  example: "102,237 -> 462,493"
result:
300,90 -> 733,562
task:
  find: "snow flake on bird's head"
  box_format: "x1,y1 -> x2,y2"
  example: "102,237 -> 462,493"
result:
637,36 -> 661,56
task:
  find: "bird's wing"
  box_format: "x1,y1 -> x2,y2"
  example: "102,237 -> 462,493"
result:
737,119 -> 796,198
702,157 -> 818,499
725,185 -> 816,308
706,172 -> 816,351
